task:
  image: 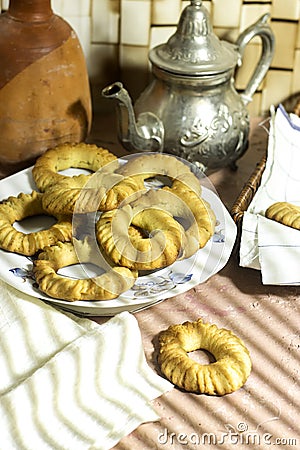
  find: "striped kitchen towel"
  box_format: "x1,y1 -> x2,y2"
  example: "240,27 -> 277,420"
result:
0,279 -> 172,450
240,104 -> 300,285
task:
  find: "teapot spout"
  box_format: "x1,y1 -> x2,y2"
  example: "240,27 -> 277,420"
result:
101,82 -> 164,152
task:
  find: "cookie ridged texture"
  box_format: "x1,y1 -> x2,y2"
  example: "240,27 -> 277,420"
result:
33,241 -> 138,301
97,205 -> 185,271
122,184 -> 216,260
98,175 -> 145,212
41,173 -> 145,216
265,201 -> 300,230
0,191 -> 72,255
158,319 -> 252,395
162,184 -> 216,252
118,153 -> 202,194
41,176 -> 92,216
32,142 -> 117,192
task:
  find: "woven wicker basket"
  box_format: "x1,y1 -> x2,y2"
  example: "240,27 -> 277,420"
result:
230,156 -> 266,227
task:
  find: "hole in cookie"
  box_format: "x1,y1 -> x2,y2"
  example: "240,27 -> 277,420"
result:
144,175 -> 172,189
174,215 -> 191,231
13,215 -> 57,233
58,263 -> 105,279
188,349 -> 216,365
59,168 -> 92,176
129,225 -> 150,239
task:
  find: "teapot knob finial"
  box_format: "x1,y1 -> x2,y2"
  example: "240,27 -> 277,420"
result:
191,0 -> 202,5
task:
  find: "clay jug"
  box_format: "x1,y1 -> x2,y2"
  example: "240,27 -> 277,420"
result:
0,0 -> 92,176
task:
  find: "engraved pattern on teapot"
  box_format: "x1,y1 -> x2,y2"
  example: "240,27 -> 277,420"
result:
180,106 -> 249,162
165,9 -> 217,64
180,12 -> 209,38
181,105 -> 233,147
168,47 -> 218,64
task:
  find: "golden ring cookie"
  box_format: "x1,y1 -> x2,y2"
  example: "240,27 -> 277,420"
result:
0,191 -> 72,255
132,186 -> 216,259
265,201 -> 300,230
96,202 -> 185,271
158,319 -> 252,395
117,153 -> 202,195
32,142 -> 118,192
166,185 -> 216,255
41,171 -> 145,216
33,241 -> 138,301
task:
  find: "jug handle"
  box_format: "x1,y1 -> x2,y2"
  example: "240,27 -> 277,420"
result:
236,13 -> 275,105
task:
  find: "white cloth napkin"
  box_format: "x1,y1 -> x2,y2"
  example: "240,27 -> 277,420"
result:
240,104 -> 300,285
0,279 -> 172,450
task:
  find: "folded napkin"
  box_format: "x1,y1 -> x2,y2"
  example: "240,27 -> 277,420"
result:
240,104 -> 300,285
0,279 -> 172,450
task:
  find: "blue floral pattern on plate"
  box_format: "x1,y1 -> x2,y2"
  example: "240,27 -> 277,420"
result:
131,271 -> 193,298
9,256 -> 35,283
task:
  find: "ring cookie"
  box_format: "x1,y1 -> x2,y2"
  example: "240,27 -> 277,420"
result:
42,171 -> 145,216
33,241 -> 138,301
0,191 -> 72,255
124,187 -> 216,260
32,142 -> 118,192
96,201 -> 185,271
117,153 -> 202,196
265,201 -> 300,230
158,319 -> 252,395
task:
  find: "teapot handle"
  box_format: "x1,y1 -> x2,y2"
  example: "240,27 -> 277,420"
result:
236,14 -> 275,105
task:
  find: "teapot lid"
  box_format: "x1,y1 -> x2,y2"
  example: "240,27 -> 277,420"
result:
149,0 -> 239,76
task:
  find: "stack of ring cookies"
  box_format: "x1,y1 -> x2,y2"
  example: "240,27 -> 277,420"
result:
0,147 -> 217,302
96,153 -> 216,271
0,143 -> 139,301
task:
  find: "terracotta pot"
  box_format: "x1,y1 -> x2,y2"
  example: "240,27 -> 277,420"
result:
0,0 -> 92,176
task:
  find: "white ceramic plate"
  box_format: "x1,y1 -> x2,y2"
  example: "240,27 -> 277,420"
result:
0,165 -> 236,316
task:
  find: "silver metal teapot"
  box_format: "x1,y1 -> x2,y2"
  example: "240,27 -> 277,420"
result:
102,0 -> 275,171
